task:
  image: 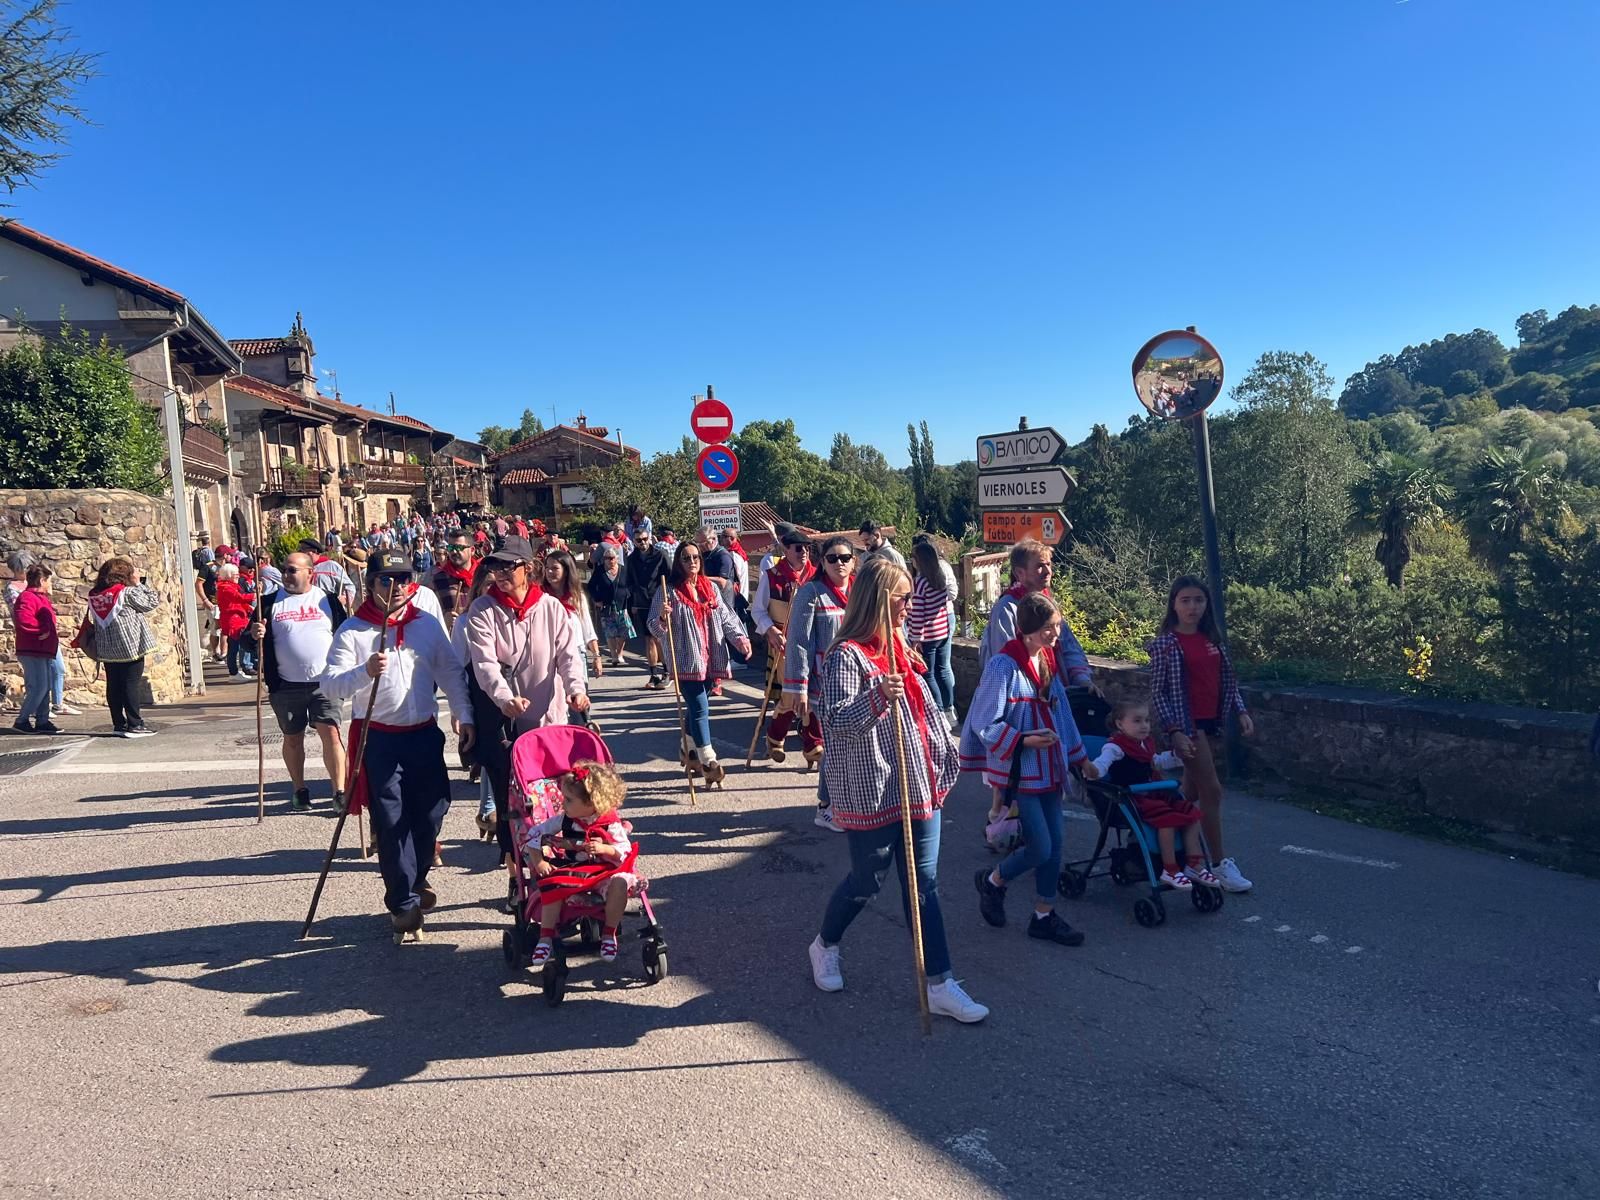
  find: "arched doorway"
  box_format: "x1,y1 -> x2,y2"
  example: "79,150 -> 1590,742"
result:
231,506 -> 250,551
385,498 -> 401,522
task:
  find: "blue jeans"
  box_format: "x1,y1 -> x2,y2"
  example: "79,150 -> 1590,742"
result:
920,638 -> 956,711
51,646 -> 65,708
226,637 -> 256,675
681,679 -> 711,747
819,813 -> 951,981
18,654 -> 53,724
997,790 -> 1065,902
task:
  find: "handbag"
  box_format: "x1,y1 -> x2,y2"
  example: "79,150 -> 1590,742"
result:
71,616 -> 100,662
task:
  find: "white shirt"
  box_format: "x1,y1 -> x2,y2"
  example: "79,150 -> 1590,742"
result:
320,609 -> 474,727
407,580 -> 448,637
269,589 -> 339,683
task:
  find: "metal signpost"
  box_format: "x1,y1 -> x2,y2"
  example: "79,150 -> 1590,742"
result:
974,424 -> 1075,549
691,386 -> 741,535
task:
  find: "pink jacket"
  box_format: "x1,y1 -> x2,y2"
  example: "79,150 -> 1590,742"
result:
14,587 -> 59,657
461,590 -> 586,726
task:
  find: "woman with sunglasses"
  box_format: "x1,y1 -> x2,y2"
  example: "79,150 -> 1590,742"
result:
782,535 -> 857,830
648,540 -> 752,787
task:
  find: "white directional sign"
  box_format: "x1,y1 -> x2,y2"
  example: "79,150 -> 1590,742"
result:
976,427 -> 1065,472
697,489 -> 741,534
977,467 -> 1074,509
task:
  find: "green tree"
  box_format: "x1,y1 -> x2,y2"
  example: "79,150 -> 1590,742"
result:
1217,352 -> 1362,589
1516,310 -> 1549,346
1461,442 -> 1565,564
583,447 -> 698,536
0,1 -> 95,201
1350,454 -> 1450,588
516,408 -> 545,442
1501,513 -> 1600,709
478,425 -> 514,453
0,327 -> 163,491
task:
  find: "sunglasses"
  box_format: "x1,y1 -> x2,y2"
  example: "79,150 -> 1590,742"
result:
487,562 -> 523,575
824,553 -> 853,564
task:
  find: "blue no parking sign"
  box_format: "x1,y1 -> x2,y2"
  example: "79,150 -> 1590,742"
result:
696,443 -> 740,490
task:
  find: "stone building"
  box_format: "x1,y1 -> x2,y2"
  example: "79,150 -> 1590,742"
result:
492,415 -> 639,518
0,489 -> 188,707
223,319 -> 452,538
0,221 -> 245,553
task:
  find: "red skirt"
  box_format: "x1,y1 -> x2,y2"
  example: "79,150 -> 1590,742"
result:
1135,790 -> 1201,829
537,844 -> 639,907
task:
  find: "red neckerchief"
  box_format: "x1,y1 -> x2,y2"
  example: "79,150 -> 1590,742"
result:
1003,582 -> 1030,601
729,538 -> 749,561
551,585 -> 580,614
768,557 -> 815,599
315,555 -> 330,565
438,561 -> 474,586
87,584 -> 125,626
821,573 -> 851,611
1000,637 -> 1058,735
489,582 -> 544,620
353,599 -> 422,646
1110,732 -> 1156,764
675,573 -> 718,616
847,631 -> 935,794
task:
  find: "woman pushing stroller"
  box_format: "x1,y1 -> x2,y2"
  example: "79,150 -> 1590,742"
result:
962,590 -> 1099,948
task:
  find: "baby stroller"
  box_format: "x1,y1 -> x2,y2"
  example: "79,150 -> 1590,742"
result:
1057,734 -> 1225,928
502,724 -> 667,1007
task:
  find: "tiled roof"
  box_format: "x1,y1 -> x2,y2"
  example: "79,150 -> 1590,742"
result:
738,501 -> 785,531
230,337 -> 295,357
316,393 -> 435,432
449,456 -> 479,468
491,424 -> 636,461
500,468 -> 550,486
0,220 -> 183,306
226,374 -> 319,414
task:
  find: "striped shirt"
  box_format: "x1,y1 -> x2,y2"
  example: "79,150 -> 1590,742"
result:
906,574 -> 951,642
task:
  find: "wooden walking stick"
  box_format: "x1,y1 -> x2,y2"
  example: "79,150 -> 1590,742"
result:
882,585 -> 932,1036
298,601 -> 393,940
660,577 -> 698,806
744,647 -> 781,767
254,625 -> 266,825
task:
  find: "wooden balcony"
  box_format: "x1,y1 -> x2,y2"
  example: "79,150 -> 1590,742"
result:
178,423 -> 230,482
364,461 -> 426,492
265,466 -> 321,498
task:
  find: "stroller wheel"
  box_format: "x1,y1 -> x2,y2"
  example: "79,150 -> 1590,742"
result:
643,940 -> 668,984
1134,897 -> 1163,928
501,929 -> 520,968
1058,867 -> 1087,900
578,918 -> 603,949
541,960 -> 567,1007
1191,885 -> 1224,914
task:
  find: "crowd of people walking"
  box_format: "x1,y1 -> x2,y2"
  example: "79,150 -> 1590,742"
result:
2,502 -> 1258,1025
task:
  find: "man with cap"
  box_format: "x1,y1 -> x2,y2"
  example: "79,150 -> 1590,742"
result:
249,551 -> 348,813
462,534 -> 589,892
620,524 -> 673,689
320,550 -> 475,937
300,537 -> 357,610
859,520 -> 906,569
752,522 -> 819,762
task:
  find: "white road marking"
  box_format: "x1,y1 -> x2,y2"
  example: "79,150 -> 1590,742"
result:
1281,844 -> 1399,869
1310,934 -> 1330,944
1345,946 -> 1364,954
1243,915 -> 1262,923
1275,924 -> 1293,933
49,759 -> 286,776
943,1129 -> 1005,1173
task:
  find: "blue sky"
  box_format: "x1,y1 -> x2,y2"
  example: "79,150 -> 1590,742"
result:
16,1 -> 1600,463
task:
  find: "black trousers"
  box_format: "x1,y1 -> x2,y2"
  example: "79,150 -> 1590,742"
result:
105,658 -> 145,730
365,724 -> 451,914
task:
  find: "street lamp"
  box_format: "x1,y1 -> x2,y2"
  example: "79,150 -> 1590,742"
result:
194,394 -> 213,423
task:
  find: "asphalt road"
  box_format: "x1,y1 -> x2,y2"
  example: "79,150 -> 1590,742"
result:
2,658 -> 1597,1199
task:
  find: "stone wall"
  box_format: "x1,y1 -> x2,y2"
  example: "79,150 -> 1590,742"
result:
0,489 -> 189,708
950,638 -> 1600,853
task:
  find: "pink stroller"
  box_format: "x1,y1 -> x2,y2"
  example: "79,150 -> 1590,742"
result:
503,725 -> 666,1006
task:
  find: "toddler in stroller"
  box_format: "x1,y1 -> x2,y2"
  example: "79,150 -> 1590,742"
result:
503,725 -> 666,1006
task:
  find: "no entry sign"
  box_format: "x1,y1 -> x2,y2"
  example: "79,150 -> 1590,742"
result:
982,509 -> 1070,546
697,443 -> 740,490
690,397 -> 735,444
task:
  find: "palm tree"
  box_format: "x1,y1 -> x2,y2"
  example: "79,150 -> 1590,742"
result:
1351,455 -> 1450,588
1462,441 -> 1566,564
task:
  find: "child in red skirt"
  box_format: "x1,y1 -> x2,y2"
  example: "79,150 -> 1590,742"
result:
531,759 -> 637,964
1089,700 -> 1220,891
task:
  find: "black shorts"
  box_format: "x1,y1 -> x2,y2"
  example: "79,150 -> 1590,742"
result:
628,608 -> 652,637
268,682 -> 343,736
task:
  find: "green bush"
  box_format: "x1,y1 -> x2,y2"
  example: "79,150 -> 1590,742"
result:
0,326 -> 164,492
269,524 -> 317,565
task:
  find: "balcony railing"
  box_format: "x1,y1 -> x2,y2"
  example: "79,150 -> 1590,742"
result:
364,461 -> 426,491
180,422 -> 230,477
265,466 -> 322,497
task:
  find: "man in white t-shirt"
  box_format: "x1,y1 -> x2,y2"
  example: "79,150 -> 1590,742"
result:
251,552 -> 348,813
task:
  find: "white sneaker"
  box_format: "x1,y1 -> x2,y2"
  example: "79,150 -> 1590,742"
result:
813,807 -> 843,832
53,703 -> 83,717
1213,857 -> 1253,893
927,977 -> 989,1023
1159,868 -> 1194,891
808,935 -> 843,992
